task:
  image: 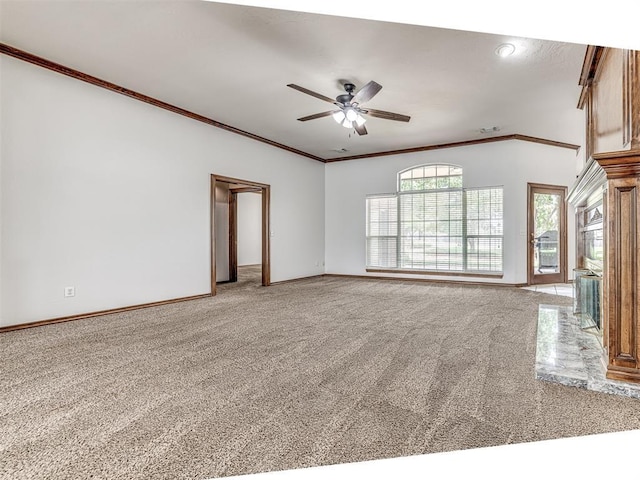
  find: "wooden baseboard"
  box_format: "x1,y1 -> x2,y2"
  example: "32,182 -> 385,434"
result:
270,274 -> 325,286
0,293 -> 212,333
366,268 -> 503,278
325,273 -> 526,288
1,271 -> 529,333
259,272 -> 524,288
606,368 -> 640,384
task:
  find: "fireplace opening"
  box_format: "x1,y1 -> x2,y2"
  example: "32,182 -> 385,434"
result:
573,269 -> 602,333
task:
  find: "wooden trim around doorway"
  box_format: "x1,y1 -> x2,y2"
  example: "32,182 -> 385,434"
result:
229,190 -> 238,283
527,183 -> 568,286
211,175 -> 271,295
261,187 -> 271,287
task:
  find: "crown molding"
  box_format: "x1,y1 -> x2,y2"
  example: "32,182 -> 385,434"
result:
594,150 -> 640,179
0,42 -> 325,163
325,134 -> 580,162
1,43 -> 581,165
579,45 -> 606,87
567,157 -> 606,207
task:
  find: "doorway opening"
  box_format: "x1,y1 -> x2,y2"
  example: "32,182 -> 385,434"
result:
211,175 -> 270,296
527,183 -> 568,286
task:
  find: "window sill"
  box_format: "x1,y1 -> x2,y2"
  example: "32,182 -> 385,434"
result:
365,268 -> 504,279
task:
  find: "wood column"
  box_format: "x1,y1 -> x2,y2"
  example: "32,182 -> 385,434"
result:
596,151 -> 640,382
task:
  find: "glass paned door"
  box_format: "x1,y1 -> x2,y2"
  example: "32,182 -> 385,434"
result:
528,184 -> 567,285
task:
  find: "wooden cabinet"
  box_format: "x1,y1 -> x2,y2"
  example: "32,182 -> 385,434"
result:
572,47 -> 640,383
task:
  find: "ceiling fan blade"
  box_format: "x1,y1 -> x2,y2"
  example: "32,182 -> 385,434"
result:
353,81 -> 382,104
354,123 -> 368,136
364,108 -> 411,122
297,111 -> 336,122
287,84 -> 335,103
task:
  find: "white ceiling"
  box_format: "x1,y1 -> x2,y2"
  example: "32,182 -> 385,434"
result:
1,1 -> 589,160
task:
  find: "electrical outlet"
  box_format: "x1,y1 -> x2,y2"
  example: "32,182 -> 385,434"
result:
64,286 -> 75,297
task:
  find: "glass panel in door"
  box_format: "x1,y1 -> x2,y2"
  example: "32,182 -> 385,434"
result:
534,193 -> 560,274
528,184 -> 566,285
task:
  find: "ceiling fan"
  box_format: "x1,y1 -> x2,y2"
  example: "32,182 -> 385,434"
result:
287,81 -> 411,136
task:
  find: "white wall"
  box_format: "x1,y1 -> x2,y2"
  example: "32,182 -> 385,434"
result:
0,55 -> 583,328
325,140 -> 578,285
0,57 -> 325,327
237,192 -> 262,266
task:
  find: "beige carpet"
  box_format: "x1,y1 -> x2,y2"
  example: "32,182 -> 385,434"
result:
2,271 -> 640,479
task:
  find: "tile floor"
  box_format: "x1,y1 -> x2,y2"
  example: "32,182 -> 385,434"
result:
522,281 -> 640,399
521,282 -> 573,297
535,304 -> 640,400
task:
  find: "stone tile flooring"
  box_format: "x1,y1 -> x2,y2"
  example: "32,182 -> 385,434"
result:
535,304 -> 640,399
521,282 -> 573,297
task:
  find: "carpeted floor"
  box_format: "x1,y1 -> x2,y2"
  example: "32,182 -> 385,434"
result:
2,271 -> 640,479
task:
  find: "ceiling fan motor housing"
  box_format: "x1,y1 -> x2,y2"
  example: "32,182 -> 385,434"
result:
336,83 -> 356,105
336,93 -> 353,105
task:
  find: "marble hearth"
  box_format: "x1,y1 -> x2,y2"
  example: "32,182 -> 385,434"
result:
535,305 -> 640,399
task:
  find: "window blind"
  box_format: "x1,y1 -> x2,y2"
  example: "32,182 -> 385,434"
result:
366,195 -> 398,268
465,187 -> 503,272
399,190 -> 464,270
366,166 -> 503,273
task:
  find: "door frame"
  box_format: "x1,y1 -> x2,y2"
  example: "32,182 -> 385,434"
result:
527,182 -> 568,285
211,175 -> 270,295
228,187 -> 262,283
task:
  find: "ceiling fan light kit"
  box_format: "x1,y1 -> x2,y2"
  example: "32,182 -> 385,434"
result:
332,111 -> 345,123
337,107 -> 366,129
287,80 -> 410,136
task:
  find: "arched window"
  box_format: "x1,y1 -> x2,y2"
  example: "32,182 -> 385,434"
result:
398,164 -> 463,191
366,164 -> 503,274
